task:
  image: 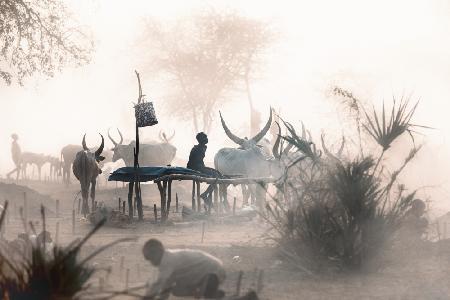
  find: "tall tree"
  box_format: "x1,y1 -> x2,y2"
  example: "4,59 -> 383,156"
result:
139,9 -> 273,134
0,0 -> 93,85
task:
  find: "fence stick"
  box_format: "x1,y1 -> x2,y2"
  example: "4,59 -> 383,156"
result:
56,199 -> 60,218
72,210 -> 75,234
55,221 -> 60,244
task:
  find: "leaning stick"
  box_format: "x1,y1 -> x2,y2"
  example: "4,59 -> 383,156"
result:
55,221 -> 60,244
125,268 -> 130,289
72,209 -> 75,234
236,271 -> 244,296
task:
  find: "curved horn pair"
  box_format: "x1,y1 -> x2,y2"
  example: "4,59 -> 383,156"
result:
108,128 -> 123,146
272,122 -> 282,159
159,130 -> 175,143
220,108 -> 273,146
82,134 -> 105,156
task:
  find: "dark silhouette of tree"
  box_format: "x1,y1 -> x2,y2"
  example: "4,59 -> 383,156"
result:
0,0 -> 93,85
139,9 -> 273,134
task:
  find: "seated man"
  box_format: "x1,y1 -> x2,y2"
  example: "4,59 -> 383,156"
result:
143,238 -> 226,299
187,132 -> 221,204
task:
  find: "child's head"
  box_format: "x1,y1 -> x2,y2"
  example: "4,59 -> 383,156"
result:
143,238 -> 165,266
196,132 -> 208,145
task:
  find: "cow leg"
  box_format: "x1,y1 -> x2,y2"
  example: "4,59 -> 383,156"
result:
220,184 -> 230,212
249,184 -> 257,205
90,179 -> 97,212
241,184 -> 250,206
81,184 -> 89,216
38,166 -> 42,181
255,182 -> 267,213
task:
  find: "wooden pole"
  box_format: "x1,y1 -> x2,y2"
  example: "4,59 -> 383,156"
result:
191,181 -> 196,211
167,180 -> 172,219
214,184 -> 219,216
175,193 -> 179,213
55,221 -> 60,244
119,256 -> 124,278
56,199 -> 60,218
233,197 -> 236,216
72,209 -> 75,234
161,181 -> 167,221
153,204 -> 158,223
196,181 -> 201,212
118,197 -> 121,211
125,268 -> 130,289
127,181 -> 134,219
122,201 -> 126,215
236,271 -> 243,296
23,192 -> 28,228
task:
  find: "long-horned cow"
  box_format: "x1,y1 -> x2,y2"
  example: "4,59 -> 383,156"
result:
60,145 -> 83,184
214,109 -> 290,208
72,134 -> 105,215
108,128 -> 177,167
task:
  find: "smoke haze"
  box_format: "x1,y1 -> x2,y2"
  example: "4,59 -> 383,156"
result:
2,0 -> 450,214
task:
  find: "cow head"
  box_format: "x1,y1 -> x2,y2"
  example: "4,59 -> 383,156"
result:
159,130 -> 177,163
82,133 -> 105,162
108,128 -> 128,163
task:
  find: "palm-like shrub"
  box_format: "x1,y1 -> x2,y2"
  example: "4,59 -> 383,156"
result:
266,97 -> 424,273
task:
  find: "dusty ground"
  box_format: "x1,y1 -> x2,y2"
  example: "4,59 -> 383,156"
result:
1,179 -> 450,300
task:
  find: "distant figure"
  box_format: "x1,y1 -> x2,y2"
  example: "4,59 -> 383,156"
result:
6,133 -> 22,180
187,132 -> 221,204
143,238 -> 226,299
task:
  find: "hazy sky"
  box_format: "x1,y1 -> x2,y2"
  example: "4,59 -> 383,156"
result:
2,0 -> 450,213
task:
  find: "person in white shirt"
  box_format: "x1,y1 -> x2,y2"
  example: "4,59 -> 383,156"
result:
143,238 -> 226,299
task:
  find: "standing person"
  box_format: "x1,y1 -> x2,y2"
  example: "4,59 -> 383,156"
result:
6,133 -> 22,180
143,238 -> 226,299
187,132 -> 221,204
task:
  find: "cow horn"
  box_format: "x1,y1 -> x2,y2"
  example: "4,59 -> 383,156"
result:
82,134 -> 89,151
162,132 -> 168,142
95,134 -> 104,157
117,128 -> 123,144
272,122 -> 282,159
159,130 -> 164,142
108,128 -> 118,146
220,111 -> 245,146
168,130 -> 175,141
250,108 -> 273,144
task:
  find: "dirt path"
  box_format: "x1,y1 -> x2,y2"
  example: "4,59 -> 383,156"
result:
1,180 -> 450,299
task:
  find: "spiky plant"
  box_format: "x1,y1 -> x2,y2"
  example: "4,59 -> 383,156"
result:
264,100 -> 424,273
0,203 -> 134,299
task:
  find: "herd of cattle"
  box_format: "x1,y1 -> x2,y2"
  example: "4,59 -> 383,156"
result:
14,129 -> 177,184
11,109 -> 325,214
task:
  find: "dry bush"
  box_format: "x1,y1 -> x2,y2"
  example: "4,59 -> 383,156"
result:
0,204 -> 134,299
265,96 -> 425,273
